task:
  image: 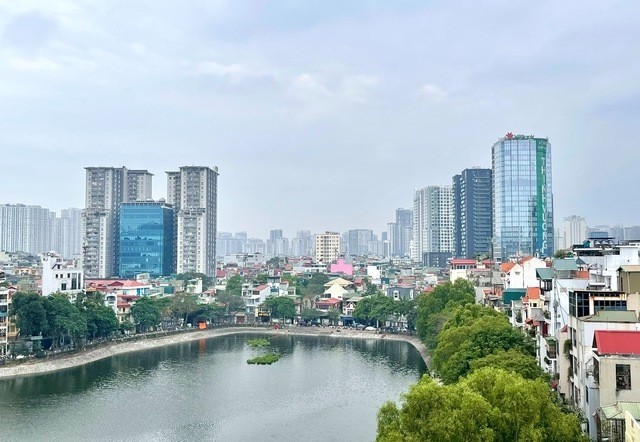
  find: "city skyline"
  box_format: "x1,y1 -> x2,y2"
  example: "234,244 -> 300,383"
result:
2,2 -> 640,236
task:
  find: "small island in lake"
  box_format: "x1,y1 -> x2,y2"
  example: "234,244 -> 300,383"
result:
247,353 -> 281,365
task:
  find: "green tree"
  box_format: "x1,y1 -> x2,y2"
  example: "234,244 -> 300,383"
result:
376,368 -> 587,442
305,273 -> 329,297
469,349 -> 546,381
130,297 -> 161,332
76,291 -> 118,340
264,296 -> 296,323
433,315 -> 535,384
254,274 -> 268,284
225,275 -> 244,297
175,272 -> 213,289
9,292 -> 49,337
46,293 -> 88,348
327,308 -> 341,325
377,376 -> 494,442
415,279 -> 475,343
171,293 -> 200,325
353,294 -> 394,327
301,308 -> 322,322
216,290 -> 245,315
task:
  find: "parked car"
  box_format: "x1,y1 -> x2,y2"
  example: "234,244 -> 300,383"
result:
355,323 -> 366,330
364,326 -> 377,331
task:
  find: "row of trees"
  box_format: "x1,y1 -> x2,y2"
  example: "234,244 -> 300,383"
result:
376,279 -> 587,441
11,291 -> 119,349
352,294 -> 416,329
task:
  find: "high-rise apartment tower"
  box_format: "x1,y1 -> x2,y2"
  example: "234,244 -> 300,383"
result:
453,168 -> 492,259
166,166 -> 218,276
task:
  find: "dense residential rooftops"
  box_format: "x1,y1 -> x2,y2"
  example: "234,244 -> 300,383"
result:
594,330 -> 640,356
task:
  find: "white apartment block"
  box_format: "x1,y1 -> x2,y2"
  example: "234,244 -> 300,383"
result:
83,167 -> 153,278
0,204 -> 55,254
166,166 -> 218,276
411,185 -> 454,262
41,252 -> 84,299
314,232 -> 340,264
561,215 -> 588,250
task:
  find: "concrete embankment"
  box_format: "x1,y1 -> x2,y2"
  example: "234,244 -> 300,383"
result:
0,327 -> 429,380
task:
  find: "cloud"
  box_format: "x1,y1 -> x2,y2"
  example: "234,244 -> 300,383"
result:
289,73 -> 334,101
190,61 -> 276,85
8,56 -> 61,71
416,84 -> 447,102
2,11 -> 58,54
341,75 -> 379,103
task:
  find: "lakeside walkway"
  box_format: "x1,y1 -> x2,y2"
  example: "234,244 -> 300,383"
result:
0,326 -> 429,380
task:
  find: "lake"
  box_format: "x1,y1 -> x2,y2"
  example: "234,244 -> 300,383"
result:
0,333 -> 427,441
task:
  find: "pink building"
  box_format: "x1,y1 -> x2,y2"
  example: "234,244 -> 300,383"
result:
329,258 -> 353,276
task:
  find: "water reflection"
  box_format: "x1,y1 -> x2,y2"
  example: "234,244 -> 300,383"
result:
0,334 -> 426,442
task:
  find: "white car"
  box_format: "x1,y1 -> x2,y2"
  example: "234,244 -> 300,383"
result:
364,326 -> 377,331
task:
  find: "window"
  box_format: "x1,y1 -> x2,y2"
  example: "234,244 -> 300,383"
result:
616,364 -> 631,390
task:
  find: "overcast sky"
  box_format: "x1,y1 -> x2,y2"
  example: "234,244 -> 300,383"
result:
2,1 -> 639,238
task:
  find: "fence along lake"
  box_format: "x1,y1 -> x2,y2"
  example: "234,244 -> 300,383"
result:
0,333 -> 427,441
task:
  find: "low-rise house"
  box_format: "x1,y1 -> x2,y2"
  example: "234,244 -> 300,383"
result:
385,284 -> 415,301
593,330 -> 640,441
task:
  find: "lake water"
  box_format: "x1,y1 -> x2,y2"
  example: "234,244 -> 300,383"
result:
0,334 -> 427,442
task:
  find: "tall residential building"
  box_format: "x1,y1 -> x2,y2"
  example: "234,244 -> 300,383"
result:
119,201 -> 175,278
83,167 -> 153,278
347,229 -> 375,256
267,229 -> 289,256
314,231 -> 340,264
52,208 -> 83,259
0,204 -> 55,254
560,216 -> 588,249
166,166 -> 218,276
412,186 -> 454,266
492,134 -> 554,261
388,208 -> 412,257
453,168 -> 493,259
291,230 -> 313,257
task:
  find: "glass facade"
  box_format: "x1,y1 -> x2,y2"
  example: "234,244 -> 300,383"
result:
119,202 -> 175,277
492,135 -> 553,260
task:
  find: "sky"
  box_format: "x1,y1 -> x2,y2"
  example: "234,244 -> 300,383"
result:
1,1 -> 639,239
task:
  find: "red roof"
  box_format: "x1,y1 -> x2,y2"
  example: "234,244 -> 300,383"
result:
526,287 -> 541,300
500,262 -> 516,272
594,330 -> 640,356
317,298 -> 341,306
450,259 -> 476,265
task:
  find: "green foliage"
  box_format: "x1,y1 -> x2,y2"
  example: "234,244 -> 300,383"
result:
469,349 -> 546,381
301,308 -> 322,321
247,353 -> 281,365
175,272 -> 213,289
433,315 -> 535,384
254,274 -> 269,284
10,292 -> 49,337
353,294 -> 394,326
76,291 -> 118,339
327,308 -> 341,325
47,293 -> 88,348
130,297 -> 161,332
415,279 -> 475,342
225,275 -> 244,297
376,369 -> 587,442
365,282 -> 381,296
246,338 -> 270,347
264,296 -> 296,321
305,273 -> 329,297
553,250 -> 572,259
216,290 -> 245,314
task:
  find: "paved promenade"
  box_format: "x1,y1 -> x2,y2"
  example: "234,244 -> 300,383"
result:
0,326 -> 429,379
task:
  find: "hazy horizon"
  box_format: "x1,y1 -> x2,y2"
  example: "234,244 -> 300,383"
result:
2,1 -> 639,238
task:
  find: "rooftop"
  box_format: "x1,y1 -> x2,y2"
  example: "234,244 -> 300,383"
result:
594,330 -> 640,356
581,310 -> 638,323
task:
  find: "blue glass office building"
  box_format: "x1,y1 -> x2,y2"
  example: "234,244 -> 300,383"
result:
492,134 -> 553,261
119,201 -> 175,277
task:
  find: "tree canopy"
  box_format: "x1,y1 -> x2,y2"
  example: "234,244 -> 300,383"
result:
130,296 -> 161,332
264,296 -> 296,322
377,368 -> 586,442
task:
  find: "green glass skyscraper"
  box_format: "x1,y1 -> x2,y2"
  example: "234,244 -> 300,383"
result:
492,133 -> 553,261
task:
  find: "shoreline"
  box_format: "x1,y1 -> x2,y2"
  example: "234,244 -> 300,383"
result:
0,327 -> 429,380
